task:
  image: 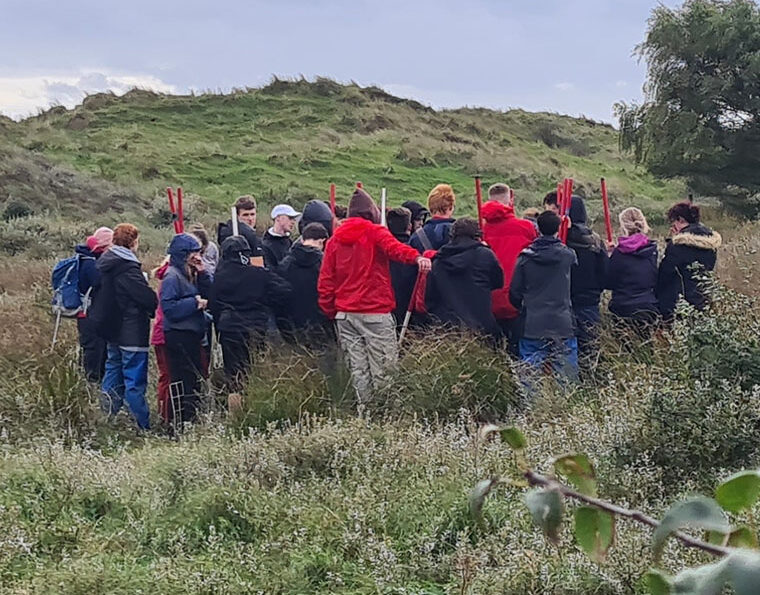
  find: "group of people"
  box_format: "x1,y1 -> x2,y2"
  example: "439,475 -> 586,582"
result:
65,181 -> 722,430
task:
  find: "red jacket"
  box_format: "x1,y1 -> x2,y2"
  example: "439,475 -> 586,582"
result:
318,218 -> 420,318
482,201 -> 538,319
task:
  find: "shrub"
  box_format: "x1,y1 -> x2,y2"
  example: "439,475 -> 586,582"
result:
2,199 -> 34,221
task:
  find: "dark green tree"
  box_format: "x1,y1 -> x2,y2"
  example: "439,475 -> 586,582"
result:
616,0 -> 760,215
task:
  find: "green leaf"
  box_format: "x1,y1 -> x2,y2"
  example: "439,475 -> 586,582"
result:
574,506 -> 615,562
707,526 -> 759,549
727,526 -> 759,549
653,497 -> 730,562
500,427 -> 527,451
644,570 -> 671,595
469,477 -> 499,520
525,488 -> 564,544
715,470 -> 760,513
554,453 -> 597,497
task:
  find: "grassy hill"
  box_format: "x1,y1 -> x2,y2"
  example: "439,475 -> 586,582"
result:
3,78 -> 683,226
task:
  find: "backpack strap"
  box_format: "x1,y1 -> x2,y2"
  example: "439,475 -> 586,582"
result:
416,227 -> 433,252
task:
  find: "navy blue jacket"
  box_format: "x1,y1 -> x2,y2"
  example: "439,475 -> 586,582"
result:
161,267 -> 212,335
75,244 -> 99,297
657,224 -> 721,319
606,235 -> 659,317
389,232 -> 418,326
409,217 -> 455,253
566,227 -> 608,308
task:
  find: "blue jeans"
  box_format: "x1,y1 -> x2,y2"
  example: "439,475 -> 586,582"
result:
519,337 -> 579,395
101,344 -> 150,429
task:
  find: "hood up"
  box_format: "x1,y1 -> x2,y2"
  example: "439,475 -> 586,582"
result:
299,200 -> 334,236
332,217 -> 377,245
167,233 -> 201,269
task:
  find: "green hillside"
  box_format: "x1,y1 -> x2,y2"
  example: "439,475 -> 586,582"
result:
4,78 -> 682,223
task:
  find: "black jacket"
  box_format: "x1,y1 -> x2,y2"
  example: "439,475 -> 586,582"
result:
566,226 -> 608,308
606,235 -> 659,318
425,238 -> 504,336
657,224 -> 721,319
262,230 -> 293,269
510,236 -> 577,340
93,248 -> 157,347
410,217 -> 455,253
276,243 -> 334,345
209,259 -> 291,335
389,232 -> 418,326
217,219 -> 263,258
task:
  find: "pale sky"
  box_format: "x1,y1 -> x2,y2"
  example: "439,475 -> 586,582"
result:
0,0 -> 680,122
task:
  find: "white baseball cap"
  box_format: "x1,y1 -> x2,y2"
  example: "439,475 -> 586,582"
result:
271,204 -> 301,219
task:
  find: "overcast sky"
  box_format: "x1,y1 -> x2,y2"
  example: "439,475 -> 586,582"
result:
0,0 -> 680,122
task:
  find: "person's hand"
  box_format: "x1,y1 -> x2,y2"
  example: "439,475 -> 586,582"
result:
416,256 -> 432,272
196,296 -> 208,310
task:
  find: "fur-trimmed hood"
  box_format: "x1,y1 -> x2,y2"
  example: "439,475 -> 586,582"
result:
672,224 -> 722,251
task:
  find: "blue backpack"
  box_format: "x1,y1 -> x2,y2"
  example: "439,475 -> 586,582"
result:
51,254 -> 93,318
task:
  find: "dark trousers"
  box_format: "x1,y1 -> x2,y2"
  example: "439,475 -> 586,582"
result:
497,317 -> 523,358
165,329 -> 204,424
573,304 -> 601,371
220,330 -> 265,391
77,317 -> 107,382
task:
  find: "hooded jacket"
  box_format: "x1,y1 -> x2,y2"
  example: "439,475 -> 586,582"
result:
389,231 -> 418,325
401,201 -> 430,225
318,217 -> 421,318
657,223 -> 722,319
606,234 -> 659,317
74,243 -> 100,319
217,219 -> 263,258
425,238 -> 504,335
565,197 -> 609,308
161,234 -> 212,336
210,236 -> 292,334
481,201 -> 538,319
262,228 -> 293,269
409,216 -> 456,253
509,236 -> 577,340
93,246 -> 157,348
299,200 -> 334,236
276,242 -> 333,343
150,261 -> 169,346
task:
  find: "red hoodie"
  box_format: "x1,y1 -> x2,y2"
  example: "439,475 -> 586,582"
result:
318,218 -> 420,318
482,201 -> 538,319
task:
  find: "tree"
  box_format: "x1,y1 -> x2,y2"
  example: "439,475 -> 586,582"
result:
616,0 -> 760,216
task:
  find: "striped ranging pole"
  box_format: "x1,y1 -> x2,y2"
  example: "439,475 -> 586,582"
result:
380,188 -> 387,226
475,176 -> 484,228
329,183 -> 337,231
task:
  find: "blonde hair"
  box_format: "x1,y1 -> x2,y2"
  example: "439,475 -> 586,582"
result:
618,207 -> 650,236
427,184 -> 456,215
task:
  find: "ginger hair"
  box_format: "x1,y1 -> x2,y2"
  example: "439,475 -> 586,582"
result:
427,184 -> 456,215
112,223 -> 139,249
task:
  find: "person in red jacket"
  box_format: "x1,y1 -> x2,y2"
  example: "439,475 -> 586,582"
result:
318,188 -> 431,404
481,183 -> 538,356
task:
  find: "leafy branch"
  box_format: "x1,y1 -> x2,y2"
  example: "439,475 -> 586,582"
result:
470,426 -> 760,594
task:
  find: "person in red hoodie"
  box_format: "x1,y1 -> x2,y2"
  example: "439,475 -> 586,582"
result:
481,183 -> 538,356
318,188 -> 431,404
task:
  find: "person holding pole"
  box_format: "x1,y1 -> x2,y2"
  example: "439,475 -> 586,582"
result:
217,195 -> 264,264
409,184 -> 456,253
318,188 -> 431,406
564,195 -> 608,373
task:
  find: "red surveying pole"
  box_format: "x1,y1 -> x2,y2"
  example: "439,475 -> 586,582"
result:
356,181 -> 363,189
475,176 -> 484,228
166,187 -> 179,234
600,177 -> 613,244
559,178 -> 573,244
329,183 -> 337,232
176,187 -> 184,234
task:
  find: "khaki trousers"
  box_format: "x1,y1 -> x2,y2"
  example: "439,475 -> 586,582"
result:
335,312 -> 398,403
